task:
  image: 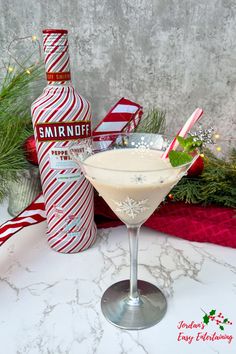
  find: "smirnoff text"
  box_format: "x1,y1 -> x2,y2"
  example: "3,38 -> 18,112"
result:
36,121 -> 91,142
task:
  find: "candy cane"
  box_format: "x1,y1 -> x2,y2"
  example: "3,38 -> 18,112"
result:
162,108 -> 203,159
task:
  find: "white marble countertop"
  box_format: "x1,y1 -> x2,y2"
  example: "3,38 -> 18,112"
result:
0,203 -> 236,354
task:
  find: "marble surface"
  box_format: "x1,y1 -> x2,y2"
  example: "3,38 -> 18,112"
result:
0,212 -> 236,353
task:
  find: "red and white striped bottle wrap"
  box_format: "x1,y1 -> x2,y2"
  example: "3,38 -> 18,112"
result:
31,29 -> 96,253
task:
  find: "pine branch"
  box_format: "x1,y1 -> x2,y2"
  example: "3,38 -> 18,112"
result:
0,62 -> 44,121
171,149 -> 236,208
0,57 -> 44,201
0,119 -> 30,170
0,116 -> 35,202
135,108 -> 166,134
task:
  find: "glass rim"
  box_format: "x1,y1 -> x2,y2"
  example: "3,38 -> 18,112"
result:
69,132 -> 199,173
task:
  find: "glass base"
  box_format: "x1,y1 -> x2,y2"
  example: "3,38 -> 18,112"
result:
101,280 -> 167,330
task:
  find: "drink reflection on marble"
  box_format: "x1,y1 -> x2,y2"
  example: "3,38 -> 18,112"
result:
69,133 -> 197,330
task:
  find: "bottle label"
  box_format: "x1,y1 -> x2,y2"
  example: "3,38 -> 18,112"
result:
36,121 -> 91,142
49,147 -> 78,170
46,72 -> 71,81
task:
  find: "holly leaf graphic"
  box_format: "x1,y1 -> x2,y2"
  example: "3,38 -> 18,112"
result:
209,309 -> 216,316
203,314 -> 209,325
223,318 -> 228,323
219,325 -> 224,331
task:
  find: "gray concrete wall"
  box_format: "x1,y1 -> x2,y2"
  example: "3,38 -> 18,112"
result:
0,0 -> 235,142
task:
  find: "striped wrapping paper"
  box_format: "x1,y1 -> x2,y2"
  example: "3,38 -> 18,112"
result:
93,97 -> 143,135
0,97 -> 143,247
0,194 -> 45,246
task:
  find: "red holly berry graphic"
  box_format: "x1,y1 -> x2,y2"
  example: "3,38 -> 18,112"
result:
202,309 -> 232,331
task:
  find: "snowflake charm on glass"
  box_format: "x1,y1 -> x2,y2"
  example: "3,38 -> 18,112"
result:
113,197 -> 150,219
131,174 -> 147,184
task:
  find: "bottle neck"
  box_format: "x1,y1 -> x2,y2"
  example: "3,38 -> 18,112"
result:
43,31 -> 72,86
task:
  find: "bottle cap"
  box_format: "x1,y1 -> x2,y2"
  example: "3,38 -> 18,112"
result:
42,29 -> 68,34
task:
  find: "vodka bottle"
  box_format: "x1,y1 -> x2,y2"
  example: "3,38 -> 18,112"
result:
31,29 -> 96,253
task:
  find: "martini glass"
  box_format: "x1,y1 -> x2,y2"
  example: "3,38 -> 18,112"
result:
69,133 -> 198,330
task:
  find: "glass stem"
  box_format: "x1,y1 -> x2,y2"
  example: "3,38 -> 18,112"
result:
127,225 -> 141,304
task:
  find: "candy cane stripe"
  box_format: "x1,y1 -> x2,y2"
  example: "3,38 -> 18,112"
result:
162,108 -> 203,159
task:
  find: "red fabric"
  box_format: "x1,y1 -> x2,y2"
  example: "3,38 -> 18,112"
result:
94,194 -> 236,248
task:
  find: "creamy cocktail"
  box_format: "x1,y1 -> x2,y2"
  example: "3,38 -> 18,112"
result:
84,148 -> 183,225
